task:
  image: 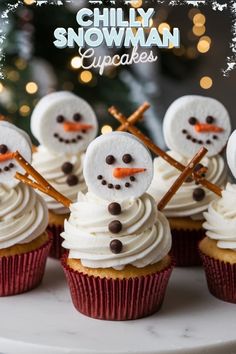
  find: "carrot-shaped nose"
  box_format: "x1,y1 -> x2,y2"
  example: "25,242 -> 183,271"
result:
194,123 -> 224,133
63,122 -> 93,132
0,152 -> 14,162
113,168 -> 146,179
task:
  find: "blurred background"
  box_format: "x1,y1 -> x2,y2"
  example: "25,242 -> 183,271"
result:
0,0 -> 235,148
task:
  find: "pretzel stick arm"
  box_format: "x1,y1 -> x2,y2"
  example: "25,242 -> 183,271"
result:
109,106 -> 222,197
117,102 -> 150,132
158,147 -> 208,211
14,152 -> 72,208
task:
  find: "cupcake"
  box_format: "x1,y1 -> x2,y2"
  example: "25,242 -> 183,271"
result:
30,91 -> 98,258
0,121 -> 51,296
61,132 -> 173,320
148,95 -> 231,266
199,130 -> 236,303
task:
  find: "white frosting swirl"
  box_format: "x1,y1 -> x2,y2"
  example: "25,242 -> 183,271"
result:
0,183 -> 48,249
203,183 -> 236,251
61,192 -> 172,270
147,151 -> 227,219
32,145 -> 87,214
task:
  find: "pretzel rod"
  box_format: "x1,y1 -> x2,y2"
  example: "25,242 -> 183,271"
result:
109,106 -> 222,197
158,147 -> 208,211
116,102 -> 150,132
14,151 -> 72,208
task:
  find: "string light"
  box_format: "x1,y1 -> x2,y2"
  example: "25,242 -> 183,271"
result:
158,22 -> 170,35
23,0 -> 35,4
201,36 -> 212,45
193,14 -> 206,27
7,70 -> 20,82
101,125 -> 113,134
19,105 -> 31,117
197,38 -> 210,53
192,25 -> 206,36
26,82 -> 38,94
15,58 -> 27,70
200,76 -> 213,89
71,56 -> 82,69
131,0 -> 142,8
79,70 -> 93,84
0,83 -> 4,93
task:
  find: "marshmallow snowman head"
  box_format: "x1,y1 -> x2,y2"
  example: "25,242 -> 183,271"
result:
226,130 -> 236,179
163,95 -> 231,158
84,132 -> 153,201
0,121 -> 32,188
31,91 -> 98,154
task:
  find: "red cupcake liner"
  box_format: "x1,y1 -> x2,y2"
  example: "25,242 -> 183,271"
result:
47,223 -> 66,260
61,255 -> 174,321
199,250 -> 236,303
170,227 -> 205,267
0,237 -> 52,297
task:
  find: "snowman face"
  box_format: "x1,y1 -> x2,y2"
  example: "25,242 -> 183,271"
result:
31,91 -> 98,154
0,122 -> 32,188
84,132 -> 153,201
163,96 -> 231,158
226,130 -> 236,179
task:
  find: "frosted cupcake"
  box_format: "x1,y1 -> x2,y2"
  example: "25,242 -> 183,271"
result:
31,91 -> 98,258
0,122 -> 51,296
199,130 -> 236,303
61,132 -> 173,320
148,96 -> 231,266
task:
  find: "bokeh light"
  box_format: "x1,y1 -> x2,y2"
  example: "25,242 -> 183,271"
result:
79,70 -> 93,84
158,22 -> 170,35
101,125 -> 113,134
71,56 -> 82,69
200,76 -> 213,89
19,104 -> 31,116
26,82 -> 38,94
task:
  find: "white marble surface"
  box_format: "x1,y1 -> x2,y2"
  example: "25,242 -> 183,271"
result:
0,259 -> 236,354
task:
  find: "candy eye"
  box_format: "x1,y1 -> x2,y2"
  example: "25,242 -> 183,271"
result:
57,115 -> 65,123
106,155 -> 116,165
188,117 -> 198,126
0,144 -> 8,154
206,116 -> 215,124
122,154 -> 133,164
73,113 -> 82,122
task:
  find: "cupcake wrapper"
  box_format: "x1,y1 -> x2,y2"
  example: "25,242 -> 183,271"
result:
47,223 -> 65,260
61,255 -> 174,321
171,227 -> 205,267
199,250 -> 236,304
0,237 -> 52,297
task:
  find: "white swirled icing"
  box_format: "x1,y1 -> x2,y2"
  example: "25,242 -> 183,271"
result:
32,145 -> 87,214
147,151 -> 227,219
203,183 -> 236,250
0,183 -> 48,249
61,192 -> 172,270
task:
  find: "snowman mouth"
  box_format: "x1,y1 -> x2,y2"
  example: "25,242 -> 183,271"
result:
0,162 -> 15,173
182,130 -> 219,146
97,175 -> 136,190
53,132 -> 85,144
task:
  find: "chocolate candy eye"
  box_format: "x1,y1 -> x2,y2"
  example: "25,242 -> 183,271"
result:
0,144 -> 8,154
122,154 -> 132,164
57,115 -> 65,123
73,113 -> 82,122
206,116 -> 214,124
188,117 -> 198,125
106,155 -> 115,165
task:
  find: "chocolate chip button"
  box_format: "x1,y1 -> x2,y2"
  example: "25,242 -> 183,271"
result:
0,144 -> 8,154
108,202 -> 121,215
67,175 -> 79,186
206,116 -> 214,124
122,154 -> 132,164
188,117 -> 197,125
57,115 -> 65,123
109,220 -> 122,234
110,239 -> 123,254
193,188 -> 205,202
73,113 -> 82,122
62,162 -> 73,175
106,155 -> 115,165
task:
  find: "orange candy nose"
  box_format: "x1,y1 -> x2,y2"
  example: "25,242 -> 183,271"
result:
194,123 -> 224,133
113,168 -> 146,179
0,152 -> 14,163
63,122 -> 93,132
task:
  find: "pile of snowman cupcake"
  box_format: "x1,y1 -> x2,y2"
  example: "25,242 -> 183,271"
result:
0,92 -> 235,320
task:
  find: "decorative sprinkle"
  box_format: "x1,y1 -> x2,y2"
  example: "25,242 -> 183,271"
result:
130,176 -> 135,181
109,220 -> 122,234
67,175 -> 79,186
193,188 -> 206,201
97,175 -> 103,180
108,202 -> 121,215
62,162 -> 74,175
125,182 -> 131,188
110,239 -> 123,254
